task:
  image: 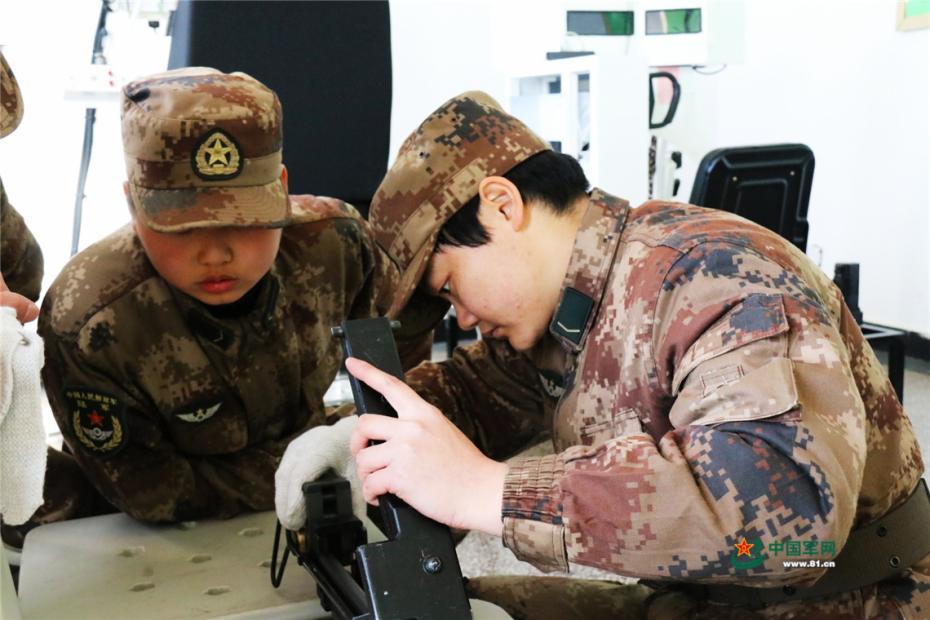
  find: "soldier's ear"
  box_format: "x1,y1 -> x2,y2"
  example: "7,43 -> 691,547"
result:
478,176 -> 525,232
280,165 -> 288,193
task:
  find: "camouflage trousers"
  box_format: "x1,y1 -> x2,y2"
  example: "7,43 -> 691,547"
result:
465,575 -> 651,620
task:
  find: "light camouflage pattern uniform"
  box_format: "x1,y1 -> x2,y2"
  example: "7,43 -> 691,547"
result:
1,51 -> 43,301
370,91 -> 929,619
36,68 -> 425,523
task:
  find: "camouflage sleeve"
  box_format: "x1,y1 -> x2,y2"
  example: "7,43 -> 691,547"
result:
41,332 -> 297,523
0,179 -> 43,301
501,244 -> 866,585
406,338 -> 548,460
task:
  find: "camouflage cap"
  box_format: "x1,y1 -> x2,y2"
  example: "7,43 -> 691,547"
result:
1,51 -> 24,139
121,67 -> 289,232
369,90 -> 550,323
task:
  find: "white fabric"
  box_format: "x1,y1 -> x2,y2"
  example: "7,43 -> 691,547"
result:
0,306 -> 47,525
275,415 -> 363,530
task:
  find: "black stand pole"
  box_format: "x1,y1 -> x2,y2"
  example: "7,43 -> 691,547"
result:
70,0 -> 110,256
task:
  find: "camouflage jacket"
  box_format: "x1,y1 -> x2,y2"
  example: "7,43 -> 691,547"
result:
39,196 -> 425,523
407,189 -> 926,610
1,177 -> 43,301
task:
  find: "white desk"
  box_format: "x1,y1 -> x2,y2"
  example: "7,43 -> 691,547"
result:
18,511 -> 324,620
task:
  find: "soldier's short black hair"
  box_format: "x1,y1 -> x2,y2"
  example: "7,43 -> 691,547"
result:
436,150 -> 589,249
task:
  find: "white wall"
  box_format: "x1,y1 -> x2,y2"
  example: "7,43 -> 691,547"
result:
0,0 -> 171,312
388,0 -> 564,158
2,0 -> 928,335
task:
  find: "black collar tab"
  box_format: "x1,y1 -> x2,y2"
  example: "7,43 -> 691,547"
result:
548,189 -> 631,352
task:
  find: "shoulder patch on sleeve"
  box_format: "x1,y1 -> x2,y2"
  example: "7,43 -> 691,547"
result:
64,387 -> 128,457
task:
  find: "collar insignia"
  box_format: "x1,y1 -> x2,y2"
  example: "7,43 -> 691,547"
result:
550,287 -> 595,346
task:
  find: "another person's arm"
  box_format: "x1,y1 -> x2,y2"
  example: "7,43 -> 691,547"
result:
0,183 -> 43,302
405,338 -> 548,460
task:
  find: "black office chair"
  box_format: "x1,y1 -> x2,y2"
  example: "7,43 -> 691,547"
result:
690,144 -> 814,252
168,0 -> 392,215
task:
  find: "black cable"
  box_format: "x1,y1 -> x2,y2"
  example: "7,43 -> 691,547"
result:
270,520 -> 291,588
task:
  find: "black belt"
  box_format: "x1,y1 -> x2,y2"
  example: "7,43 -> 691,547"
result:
659,479 -> 930,609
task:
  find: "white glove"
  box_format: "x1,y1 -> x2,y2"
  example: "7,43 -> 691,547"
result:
275,415 -> 365,530
0,306 -> 47,526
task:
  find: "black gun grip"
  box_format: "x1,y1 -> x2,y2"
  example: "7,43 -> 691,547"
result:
338,317 -> 404,418
333,318 -> 472,620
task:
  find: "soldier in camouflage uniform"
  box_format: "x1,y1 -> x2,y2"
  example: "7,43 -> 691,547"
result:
29,67 -> 425,527
0,50 -> 43,318
327,91 -> 928,618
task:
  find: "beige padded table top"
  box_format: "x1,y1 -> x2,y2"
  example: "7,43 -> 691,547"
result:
17,511 -> 325,620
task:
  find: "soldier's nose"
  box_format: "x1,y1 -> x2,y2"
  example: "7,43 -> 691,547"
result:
454,304 -> 479,330
198,243 -> 233,265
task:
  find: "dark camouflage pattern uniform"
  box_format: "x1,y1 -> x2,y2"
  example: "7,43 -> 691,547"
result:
39,197 -> 411,522
1,179 -> 43,301
370,91 -> 929,619
1,51 -> 43,301
33,67 -> 426,524
1,51 -> 24,138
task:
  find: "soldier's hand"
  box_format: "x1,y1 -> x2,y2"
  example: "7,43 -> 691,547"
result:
274,415 -> 365,530
0,273 -> 39,323
346,357 -> 507,536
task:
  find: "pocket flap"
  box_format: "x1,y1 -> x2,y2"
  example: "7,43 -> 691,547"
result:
670,357 -> 799,428
672,293 -> 789,395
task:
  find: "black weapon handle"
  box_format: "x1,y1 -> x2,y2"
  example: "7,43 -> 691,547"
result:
333,317 -> 422,539
333,317 -> 404,418
333,318 -> 472,619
